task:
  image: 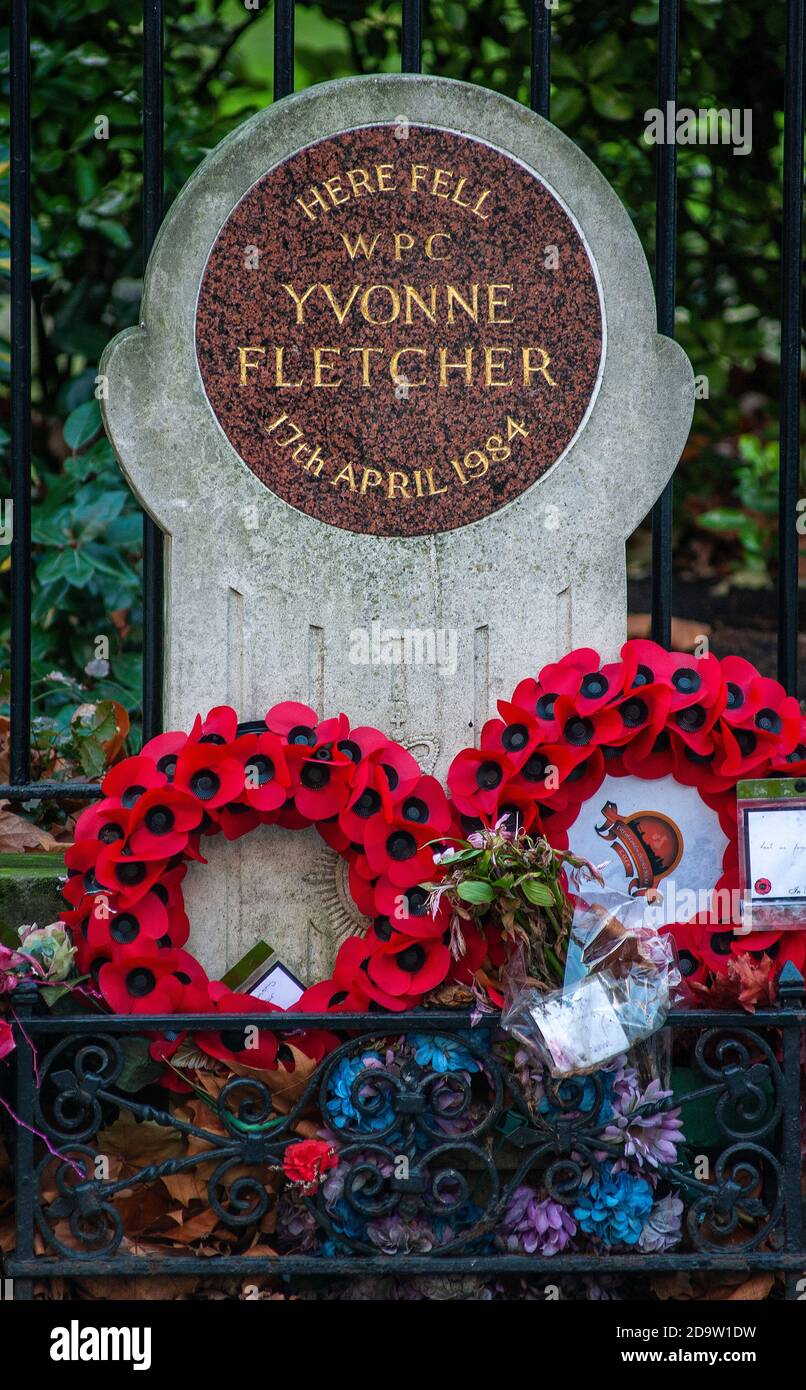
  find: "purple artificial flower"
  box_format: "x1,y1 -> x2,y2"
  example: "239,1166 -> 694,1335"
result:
603,1078 -> 684,1170
495,1186 -> 577,1256
275,1193 -> 321,1253
366,1214 -> 443,1255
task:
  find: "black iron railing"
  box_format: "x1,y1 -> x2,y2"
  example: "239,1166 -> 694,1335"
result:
4,968 -> 805,1298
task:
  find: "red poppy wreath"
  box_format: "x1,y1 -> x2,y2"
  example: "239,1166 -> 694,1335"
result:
61,639 -> 806,1070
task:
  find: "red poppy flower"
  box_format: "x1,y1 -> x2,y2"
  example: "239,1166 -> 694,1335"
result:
74,799 -> 130,848
87,890 -> 169,952
198,987 -> 281,1068
287,744 -> 355,820
720,658 -> 772,726
609,682 -> 672,748
95,843 -> 169,908
282,1139 -> 338,1192
364,814 -> 442,887
62,839 -> 109,907
237,732 -> 292,813
729,679 -> 802,757
621,639 -> 676,691
338,761 -> 395,842
140,729 -> 190,782
448,748 -> 517,817
187,705 -> 239,745
373,877 -> 447,937
481,702 -> 541,769
125,786 -> 203,860
552,694 -> 623,751
331,936 -> 420,1011
505,741 -> 590,805
345,858 -> 378,915
173,740 -> 245,810
367,934 -> 451,998
293,978 -> 368,1013
216,802 -> 264,840
622,728 -> 676,779
98,950 -> 186,1015
102,754 -> 167,808
265,700 -> 319,740
369,739 -> 422,802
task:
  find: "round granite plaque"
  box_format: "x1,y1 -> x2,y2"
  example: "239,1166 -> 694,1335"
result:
195,124 -> 604,536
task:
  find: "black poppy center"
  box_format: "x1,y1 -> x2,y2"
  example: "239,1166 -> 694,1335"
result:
564,717 -> 594,746
353,789 -> 381,819
397,944 -> 426,973
581,673 -> 608,699
117,860 -> 147,887
735,729 -> 757,757
675,704 -> 706,732
301,762 -> 330,790
678,950 -> 698,978
632,664 -> 654,688
726,683 -> 744,710
145,805 -> 175,836
475,761 -> 503,791
246,755 -> 275,786
755,708 -> 781,734
289,725 -> 317,747
199,733 -> 226,745
521,753 -> 548,783
620,697 -> 648,729
99,822 -> 125,845
786,744 -> 806,764
502,723 -> 529,752
110,913 -> 140,945
381,764 -> 399,791
190,769 -> 220,801
122,785 -> 146,809
220,1028 -> 249,1053
536,693 -> 558,721
126,967 -> 156,998
710,932 -> 733,957
373,915 -> 394,942
337,739 -> 362,764
672,667 -> 700,694
405,887 -> 430,917
402,796 -> 429,823
387,830 -> 417,861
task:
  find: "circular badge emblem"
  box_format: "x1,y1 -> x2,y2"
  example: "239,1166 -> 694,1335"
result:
195,124 -> 604,536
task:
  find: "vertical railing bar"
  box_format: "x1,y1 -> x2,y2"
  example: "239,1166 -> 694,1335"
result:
650,0 -> 680,650
9,0 -> 32,785
777,0 -> 804,698
141,0 -> 165,744
530,0 -> 552,118
401,0 -> 423,75
777,968 -> 805,1298
274,0 -> 296,99
11,982 -> 38,1300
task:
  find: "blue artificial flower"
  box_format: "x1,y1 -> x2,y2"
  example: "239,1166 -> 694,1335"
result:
411,1033 -> 480,1074
325,1053 -> 395,1132
573,1169 -> 654,1247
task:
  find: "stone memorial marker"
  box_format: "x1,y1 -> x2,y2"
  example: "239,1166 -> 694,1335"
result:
101,75 -> 693,982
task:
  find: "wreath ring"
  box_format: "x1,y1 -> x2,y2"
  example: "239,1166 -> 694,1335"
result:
61,639 -> 806,1071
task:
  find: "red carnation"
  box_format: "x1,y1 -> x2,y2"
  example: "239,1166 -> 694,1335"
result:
282,1139 -> 338,1193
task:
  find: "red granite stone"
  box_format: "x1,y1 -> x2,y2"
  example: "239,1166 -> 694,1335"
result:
195,125 -> 603,537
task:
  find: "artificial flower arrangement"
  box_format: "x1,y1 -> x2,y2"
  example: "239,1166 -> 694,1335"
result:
3,634 -> 802,1286
51,637 -> 806,1065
